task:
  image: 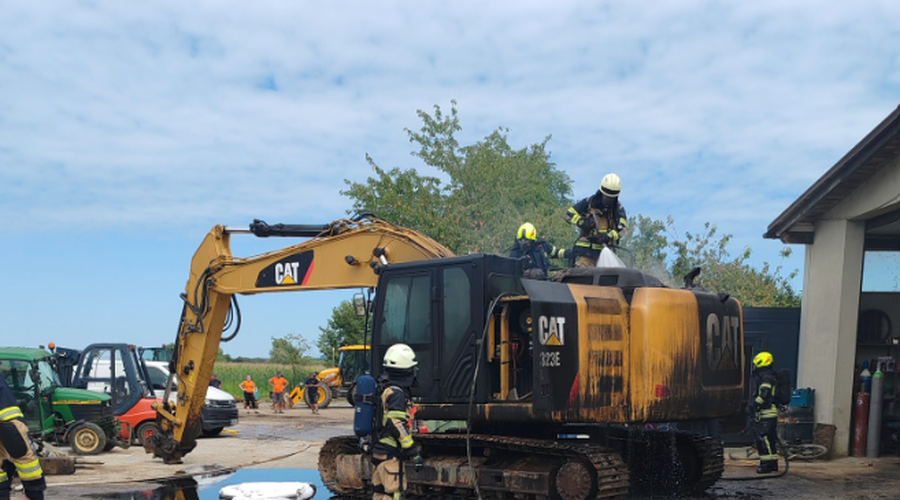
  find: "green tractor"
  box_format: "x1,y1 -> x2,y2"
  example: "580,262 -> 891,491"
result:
0,346 -> 126,455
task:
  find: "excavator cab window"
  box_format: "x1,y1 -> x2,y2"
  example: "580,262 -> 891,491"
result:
441,267 -> 471,371
378,272 -> 435,398
381,275 -> 431,345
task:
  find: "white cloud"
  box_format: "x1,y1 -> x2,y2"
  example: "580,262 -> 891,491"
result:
2,1 -> 899,353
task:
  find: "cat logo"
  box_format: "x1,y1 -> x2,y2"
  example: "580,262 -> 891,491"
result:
538,316 -> 566,346
275,262 -> 302,285
706,313 -> 740,371
255,251 -> 314,288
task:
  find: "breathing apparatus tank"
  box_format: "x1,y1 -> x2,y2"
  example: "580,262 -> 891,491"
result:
353,374 -> 378,438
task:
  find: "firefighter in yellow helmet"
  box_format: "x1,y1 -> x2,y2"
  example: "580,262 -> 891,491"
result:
749,351 -> 779,474
371,344 -> 424,500
509,222 -> 567,279
564,173 -> 628,267
0,375 -> 45,500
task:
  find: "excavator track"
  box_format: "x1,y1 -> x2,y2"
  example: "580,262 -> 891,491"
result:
320,428 -> 723,499
320,433 -> 630,500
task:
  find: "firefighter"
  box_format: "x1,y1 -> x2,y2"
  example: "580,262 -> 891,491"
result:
565,173 -> 628,267
509,222 -> 567,279
749,351 -> 780,474
0,375 -> 45,500
371,344 -> 425,500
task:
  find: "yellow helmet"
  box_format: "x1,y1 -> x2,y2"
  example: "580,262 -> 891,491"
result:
599,173 -> 621,197
753,351 -> 773,368
517,222 -> 537,241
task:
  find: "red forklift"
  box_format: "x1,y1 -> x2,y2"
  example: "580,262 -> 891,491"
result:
53,343 -> 163,445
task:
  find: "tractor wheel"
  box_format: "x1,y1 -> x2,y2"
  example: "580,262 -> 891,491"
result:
69,422 -> 107,455
305,385 -> 333,409
347,382 -> 357,406
134,421 -> 162,446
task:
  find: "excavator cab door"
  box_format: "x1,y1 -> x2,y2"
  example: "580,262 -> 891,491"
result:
371,255 -> 517,405
372,268 -> 440,400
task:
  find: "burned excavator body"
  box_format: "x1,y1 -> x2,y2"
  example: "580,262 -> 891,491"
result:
322,254 -> 744,499
150,214 -> 744,499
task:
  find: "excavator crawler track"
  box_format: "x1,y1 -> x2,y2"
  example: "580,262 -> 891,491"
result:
320,434 -> 630,500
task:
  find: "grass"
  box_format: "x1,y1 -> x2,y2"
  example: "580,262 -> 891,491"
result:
212,360 -> 329,400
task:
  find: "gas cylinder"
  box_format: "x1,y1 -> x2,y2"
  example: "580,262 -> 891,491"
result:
866,368 -> 885,457
852,384 -> 871,457
353,374 -> 378,438
861,361 -> 872,393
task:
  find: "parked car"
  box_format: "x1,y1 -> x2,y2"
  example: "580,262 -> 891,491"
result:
143,361 -> 238,436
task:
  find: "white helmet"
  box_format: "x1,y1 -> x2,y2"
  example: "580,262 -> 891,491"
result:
383,343 -> 418,369
599,173 -> 621,197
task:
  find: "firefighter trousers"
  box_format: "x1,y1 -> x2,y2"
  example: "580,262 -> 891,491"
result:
371,453 -> 406,500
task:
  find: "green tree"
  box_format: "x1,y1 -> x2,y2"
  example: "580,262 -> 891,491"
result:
620,214 -> 671,278
317,300 -> 368,365
668,222 -> 800,307
619,215 -> 800,306
342,100 -> 574,255
215,347 -> 232,362
269,334 -> 310,385
342,101 -> 799,307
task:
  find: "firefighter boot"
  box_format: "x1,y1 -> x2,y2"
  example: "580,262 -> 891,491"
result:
757,459 -> 778,474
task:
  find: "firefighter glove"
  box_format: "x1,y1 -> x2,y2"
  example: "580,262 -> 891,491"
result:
607,229 -> 619,243
411,454 -> 425,471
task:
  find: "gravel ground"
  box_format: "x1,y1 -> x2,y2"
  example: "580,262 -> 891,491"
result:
13,401 -> 900,499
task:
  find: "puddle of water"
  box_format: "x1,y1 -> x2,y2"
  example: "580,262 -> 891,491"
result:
83,468 -> 330,500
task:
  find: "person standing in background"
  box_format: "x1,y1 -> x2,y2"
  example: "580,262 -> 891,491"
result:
304,372 -> 321,415
269,371 -> 289,414
239,375 -> 259,413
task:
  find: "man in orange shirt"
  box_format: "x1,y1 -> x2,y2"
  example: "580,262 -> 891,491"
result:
239,375 -> 259,413
268,371 -> 289,414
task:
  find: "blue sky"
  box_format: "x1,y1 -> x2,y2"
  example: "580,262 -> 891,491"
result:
2,1 -> 900,358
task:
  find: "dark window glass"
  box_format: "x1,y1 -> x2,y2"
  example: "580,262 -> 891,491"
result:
442,267 -> 471,369
381,275 -> 431,344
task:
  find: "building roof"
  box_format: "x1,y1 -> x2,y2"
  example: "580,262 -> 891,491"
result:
765,104 -> 900,244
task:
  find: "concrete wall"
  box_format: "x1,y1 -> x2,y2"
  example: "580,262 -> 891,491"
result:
799,219 -> 864,455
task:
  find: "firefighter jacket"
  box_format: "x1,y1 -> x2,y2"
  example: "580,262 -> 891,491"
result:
0,377 -> 23,423
565,194 -> 627,251
509,238 -> 563,278
372,383 -> 418,459
1,374 -> 45,493
749,366 -> 779,420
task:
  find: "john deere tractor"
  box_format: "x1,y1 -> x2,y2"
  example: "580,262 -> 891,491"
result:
0,347 -> 125,455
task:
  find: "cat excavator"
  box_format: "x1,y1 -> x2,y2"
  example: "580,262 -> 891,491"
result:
147,214 -> 745,499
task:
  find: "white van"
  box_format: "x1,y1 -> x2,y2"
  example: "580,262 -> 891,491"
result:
143,361 -> 238,436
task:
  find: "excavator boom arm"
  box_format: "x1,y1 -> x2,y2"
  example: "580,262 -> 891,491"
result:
146,215 -> 452,463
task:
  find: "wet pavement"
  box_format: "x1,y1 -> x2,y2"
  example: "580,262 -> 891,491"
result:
30,403 -> 900,499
